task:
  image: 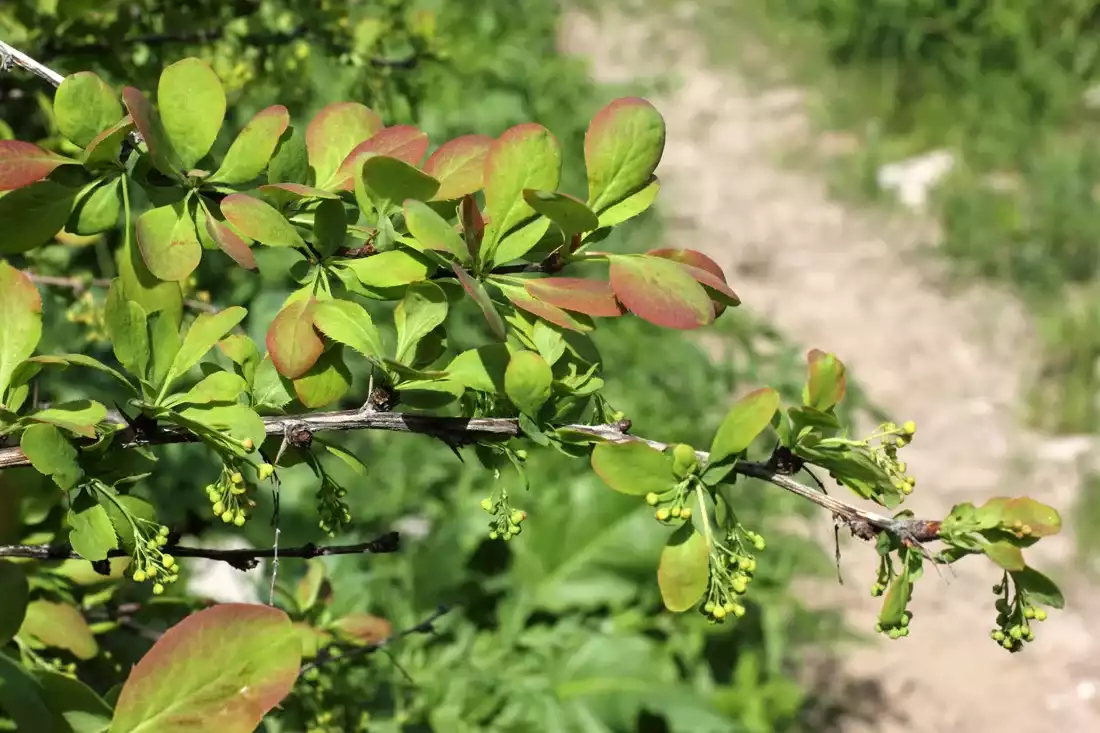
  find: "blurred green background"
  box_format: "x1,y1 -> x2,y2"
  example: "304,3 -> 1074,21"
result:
0,1 -> 896,731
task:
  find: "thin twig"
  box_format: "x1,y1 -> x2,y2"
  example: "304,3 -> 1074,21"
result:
26,272 -> 219,314
0,531 -> 400,570
299,604 -> 452,675
0,407 -> 943,545
0,39 -> 65,86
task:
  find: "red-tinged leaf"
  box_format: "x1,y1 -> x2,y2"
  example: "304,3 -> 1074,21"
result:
135,203 -> 202,282
0,141 -> 75,191
424,134 -> 493,200
0,181 -> 78,253
201,204 -> 255,269
17,600 -> 97,659
332,613 -> 393,645
111,603 -> 300,733
266,297 -> 323,378
498,283 -> 592,333
483,124 -> 562,241
0,262 -> 43,399
209,105 -> 290,185
158,57 -> 226,169
256,183 -> 340,209
331,125 -> 429,190
221,193 -> 305,248
459,194 -> 484,261
805,349 -> 847,411
121,86 -> 181,176
452,263 -> 505,340
306,102 -> 383,188
647,247 -> 740,310
523,277 -> 624,317
608,254 -> 714,330
585,97 -> 666,213
83,115 -> 135,166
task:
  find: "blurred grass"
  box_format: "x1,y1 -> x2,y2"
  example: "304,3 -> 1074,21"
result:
625,0 -> 1100,563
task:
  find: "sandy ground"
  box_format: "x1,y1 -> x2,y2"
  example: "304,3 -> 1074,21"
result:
559,7 -> 1100,732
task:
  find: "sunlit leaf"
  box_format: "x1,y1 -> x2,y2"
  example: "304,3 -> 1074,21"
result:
111,604 -> 300,733
332,125 -> 430,190
585,97 -> 666,213
306,102 -> 383,188
20,423 -> 83,490
293,346 -> 352,408
394,282 -> 448,364
505,350 -> 552,417
0,140 -> 76,191
483,124 -> 561,242
69,176 -> 122,235
596,175 -> 660,228
804,349 -> 847,411
83,115 -> 135,166
524,277 -> 624,318
490,216 -> 551,266
157,57 -> 226,169
709,387 -> 780,465
361,155 -> 439,203
266,297 -> 323,379
209,105 -> 290,184
54,71 -> 122,148
646,247 -> 739,313
424,134 -> 492,200
591,440 -> 676,496
878,572 -> 911,627
311,299 -> 384,360
446,343 -> 512,393
164,370 -> 248,408
658,524 -> 709,612
135,202 -> 202,282
498,282 -> 593,333
339,249 -> 434,289
165,306 -> 247,389
199,202 -> 255,269
28,399 -> 106,439
403,199 -> 467,260
68,492 -> 119,562
452,262 -> 505,339
221,193 -> 305,248
984,541 -> 1025,571
523,189 -> 599,235
18,600 -> 98,659
121,86 -> 182,176
608,254 -> 714,330
0,261 -> 42,400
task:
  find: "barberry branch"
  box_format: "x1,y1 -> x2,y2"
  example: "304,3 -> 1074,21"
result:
0,407 -> 942,545
26,272 -> 219,314
299,603 -> 452,675
0,530 -> 401,570
0,38 -> 64,86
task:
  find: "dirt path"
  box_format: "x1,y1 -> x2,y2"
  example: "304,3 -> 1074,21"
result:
560,8 -> 1100,733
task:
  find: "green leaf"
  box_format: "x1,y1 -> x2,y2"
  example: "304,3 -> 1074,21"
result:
69,176 -> 122,235
331,125 -> 430,190
585,97 -> 666,213
306,102 -> 383,188
983,541 -> 1025,571
0,261 -> 43,401
54,71 -> 122,148
311,299 -> 383,361
221,193 -> 305,248
148,310 -> 182,388
709,387 -> 780,465
266,298 -> 323,379
20,423 -> 83,489
83,116 -> 135,167
878,571 -> 911,627
104,494 -> 157,554
121,87 -> 182,176
1010,566 -> 1065,609
163,370 -> 248,408
0,140 -> 76,191
596,175 -> 660,228
116,235 -> 184,326
293,562 -> 329,612
657,524 -> 710,612
135,202 -> 202,282
403,199 -> 467,260
253,356 -> 294,410
505,350 -> 553,417
33,353 -> 137,395
0,562 -> 29,645
217,333 -> 261,386
608,254 -> 714,330
68,492 -> 118,562
208,105 -> 290,184
267,125 -> 309,185
0,180 -> 79,253
338,249 -> 434,289
178,403 -> 265,450
498,283 -> 594,333
523,189 -> 599,235
591,441 -> 676,496
35,669 -> 113,732
977,496 -> 1062,537
104,282 -> 150,380
164,306 -> 247,390
110,604 -> 300,733
804,349 -> 847,411
361,155 -> 439,203
29,400 -> 107,439
445,344 -> 512,393
423,134 -> 492,200
394,282 -> 448,364
311,198 -> 347,258
489,216 -> 551,267
0,654 -> 63,733
483,124 -> 561,244
18,600 -> 98,659
157,58 -> 226,169
292,346 -> 352,409
452,262 -> 505,340
394,378 -> 463,410
199,202 -> 256,270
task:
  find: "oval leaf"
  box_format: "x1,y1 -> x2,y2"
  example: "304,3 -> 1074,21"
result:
69,176 -> 122,235
597,176 -> 660,227
585,97 -> 666,213
166,306 -> 248,388
332,125 -> 430,190
221,193 -> 305,248
111,603 -> 301,733
805,349 -> 847,411
523,189 -> 599,235
499,283 -> 593,333
307,102 -> 383,188
122,86 -> 181,176
505,350 -> 552,416
157,58 -> 226,169
1010,567 -> 1066,609
425,134 -> 493,200
361,155 -> 440,203
267,298 -> 323,379
18,600 -> 97,659
984,541 -> 1025,571
135,203 -> 202,282
0,562 -> 28,645
0,140 -> 74,191
311,299 -> 384,360
292,346 -> 352,409
608,254 -> 714,330
524,277 -> 625,318
591,440 -> 676,496
209,105 -> 290,185
484,124 -> 562,241
0,262 -> 43,398
658,525 -> 710,612
646,247 -> 740,310
709,387 -> 780,465
404,199 -> 467,260
0,181 -> 79,253
200,204 -> 256,269
341,249 -> 434,289
54,71 -> 122,148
